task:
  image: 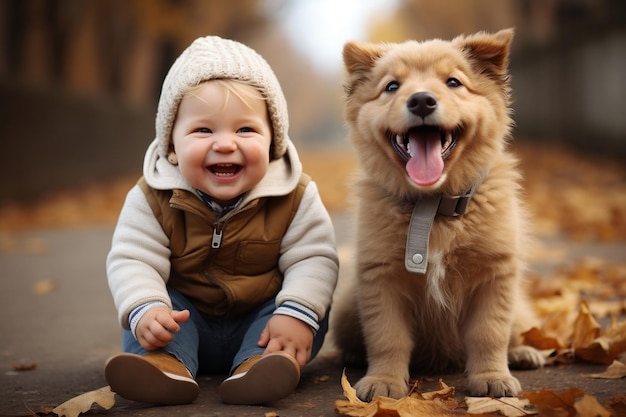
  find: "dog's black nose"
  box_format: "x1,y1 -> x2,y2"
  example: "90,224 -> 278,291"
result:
407,92 -> 438,117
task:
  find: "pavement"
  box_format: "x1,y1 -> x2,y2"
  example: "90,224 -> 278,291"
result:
1,212 -> 625,416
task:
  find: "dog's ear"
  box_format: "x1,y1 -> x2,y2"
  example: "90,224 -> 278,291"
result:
343,41 -> 388,97
457,29 -> 514,83
343,41 -> 386,75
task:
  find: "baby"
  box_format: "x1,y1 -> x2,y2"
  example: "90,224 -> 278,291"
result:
104,36 -> 338,406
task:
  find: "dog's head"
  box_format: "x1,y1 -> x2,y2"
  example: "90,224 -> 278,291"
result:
343,29 -> 514,198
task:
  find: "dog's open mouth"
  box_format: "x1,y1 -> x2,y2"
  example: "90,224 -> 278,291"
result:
390,126 -> 459,186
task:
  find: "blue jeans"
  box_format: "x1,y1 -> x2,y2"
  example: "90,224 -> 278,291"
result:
122,287 -> 329,377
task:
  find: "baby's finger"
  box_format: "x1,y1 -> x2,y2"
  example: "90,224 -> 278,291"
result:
295,348 -> 308,367
148,320 -> 175,343
155,310 -> 180,333
171,309 -> 190,324
138,331 -> 164,350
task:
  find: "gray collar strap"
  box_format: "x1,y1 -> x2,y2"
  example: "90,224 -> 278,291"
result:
405,172 -> 487,274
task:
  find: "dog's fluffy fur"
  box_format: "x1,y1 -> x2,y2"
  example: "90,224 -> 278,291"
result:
332,29 -> 544,400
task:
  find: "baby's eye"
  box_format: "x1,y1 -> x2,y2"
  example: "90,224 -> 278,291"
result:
237,127 -> 254,133
195,127 -> 212,134
446,77 -> 462,88
385,81 -> 400,92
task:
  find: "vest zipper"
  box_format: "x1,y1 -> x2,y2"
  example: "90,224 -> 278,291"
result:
212,222 -> 223,249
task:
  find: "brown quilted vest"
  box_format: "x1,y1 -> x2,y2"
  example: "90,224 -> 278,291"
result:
138,174 -> 310,318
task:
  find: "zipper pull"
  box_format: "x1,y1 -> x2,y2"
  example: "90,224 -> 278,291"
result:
212,223 -> 223,249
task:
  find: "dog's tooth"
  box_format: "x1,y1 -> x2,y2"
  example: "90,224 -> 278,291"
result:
396,134 -> 403,146
407,142 -> 412,157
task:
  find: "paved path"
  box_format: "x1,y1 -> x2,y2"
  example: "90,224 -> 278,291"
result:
1,215 -> 624,416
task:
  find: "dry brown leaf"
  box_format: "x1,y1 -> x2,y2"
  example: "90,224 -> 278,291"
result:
572,301 -> 601,350
576,319 -> 626,365
417,379 -> 455,402
522,388 -> 584,417
12,361 -> 37,371
522,327 -> 563,350
32,279 -> 58,295
573,395 -> 611,417
265,412 -> 279,417
335,371 -> 459,417
53,386 -> 116,417
605,393 -> 626,417
582,360 -> 626,379
465,396 -> 536,416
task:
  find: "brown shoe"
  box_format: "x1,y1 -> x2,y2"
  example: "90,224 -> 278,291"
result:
219,352 -> 300,405
104,352 -> 198,405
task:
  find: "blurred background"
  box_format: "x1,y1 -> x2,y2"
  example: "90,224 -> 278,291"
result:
0,0 -> 625,235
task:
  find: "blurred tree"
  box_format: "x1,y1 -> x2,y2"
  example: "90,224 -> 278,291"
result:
369,0 -> 516,43
1,0 -> 271,103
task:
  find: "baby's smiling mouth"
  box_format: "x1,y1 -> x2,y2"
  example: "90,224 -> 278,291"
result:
210,163 -> 242,177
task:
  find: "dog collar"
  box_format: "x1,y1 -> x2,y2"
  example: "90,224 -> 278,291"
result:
405,171 -> 488,274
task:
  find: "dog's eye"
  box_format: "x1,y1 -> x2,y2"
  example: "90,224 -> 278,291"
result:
385,81 -> 400,92
446,78 -> 462,88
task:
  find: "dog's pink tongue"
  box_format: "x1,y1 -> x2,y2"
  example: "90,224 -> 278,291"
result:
405,130 -> 444,186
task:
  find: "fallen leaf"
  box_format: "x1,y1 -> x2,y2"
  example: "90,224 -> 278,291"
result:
605,393 -> 626,417
12,361 -> 37,371
522,388 -> 584,417
32,279 -> 57,295
572,301 -> 601,350
417,380 -> 455,402
582,360 -> 626,379
576,319 -> 626,365
265,412 -> 279,417
313,374 -> 330,384
53,386 -> 116,417
573,395 -> 611,417
465,396 -> 536,416
335,371 -> 459,417
522,327 -> 563,350
339,369 -> 366,406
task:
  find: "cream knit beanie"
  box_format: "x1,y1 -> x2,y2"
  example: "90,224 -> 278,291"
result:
155,36 -> 289,160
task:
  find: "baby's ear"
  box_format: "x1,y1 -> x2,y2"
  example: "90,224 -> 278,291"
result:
168,152 -> 178,165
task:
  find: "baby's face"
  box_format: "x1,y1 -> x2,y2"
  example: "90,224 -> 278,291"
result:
170,81 -> 272,206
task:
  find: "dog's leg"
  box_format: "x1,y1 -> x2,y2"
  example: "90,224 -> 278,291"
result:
353,274 -> 414,401
463,275 -> 522,397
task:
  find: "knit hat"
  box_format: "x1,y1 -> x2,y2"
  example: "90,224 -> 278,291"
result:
155,36 -> 289,160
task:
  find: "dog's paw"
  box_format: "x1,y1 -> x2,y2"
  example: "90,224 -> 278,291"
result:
354,375 -> 408,401
508,345 -> 545,370
467,371 -> 521,397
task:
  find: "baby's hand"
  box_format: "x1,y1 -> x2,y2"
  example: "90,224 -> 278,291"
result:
135,305 -> 190,351
258,315 -> 313,367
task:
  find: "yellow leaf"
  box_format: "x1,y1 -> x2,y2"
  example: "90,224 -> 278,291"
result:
573,395 -> 611,417
605,393 -> 626,417
522,327 -> 563,350
572,301 -> 601,350
52,386 -> 116,417
32,279 -> 57,295
582,360 -> 626,379
576,320 -> 626,364
419,379 -> 455,402
335,372 -> 459,417
340,369 -> 367,405
522,388 -> 584,416
465,396 -> 536,416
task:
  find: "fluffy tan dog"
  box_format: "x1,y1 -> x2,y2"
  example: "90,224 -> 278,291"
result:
332,29 -> 544,400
